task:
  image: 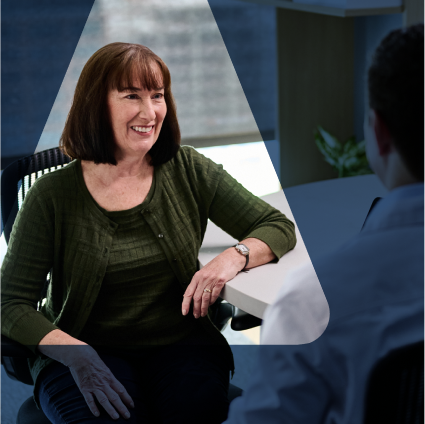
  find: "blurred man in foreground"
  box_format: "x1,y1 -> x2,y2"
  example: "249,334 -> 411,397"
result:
225,23 -> 424,424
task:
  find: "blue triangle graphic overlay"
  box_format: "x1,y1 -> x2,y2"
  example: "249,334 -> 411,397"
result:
1,0 -> 95,167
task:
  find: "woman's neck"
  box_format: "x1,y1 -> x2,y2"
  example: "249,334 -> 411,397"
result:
81,153 -> 153,185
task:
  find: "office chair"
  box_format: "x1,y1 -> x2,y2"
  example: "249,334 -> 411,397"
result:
1,147 -> 250,424
1,147 -> 72,244
364,341 -> 424,424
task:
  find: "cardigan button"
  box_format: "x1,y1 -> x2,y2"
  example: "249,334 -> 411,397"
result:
158,234 -> 164,238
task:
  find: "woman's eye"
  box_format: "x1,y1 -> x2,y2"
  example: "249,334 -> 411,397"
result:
153,93 -> 164,100
126,94 -> 138,99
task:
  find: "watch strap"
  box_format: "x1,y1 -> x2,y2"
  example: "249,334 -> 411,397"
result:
234,244 -> 249,270
242,254 -> 249,270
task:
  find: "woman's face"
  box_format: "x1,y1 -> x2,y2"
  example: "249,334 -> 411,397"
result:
107,70 -> 167,160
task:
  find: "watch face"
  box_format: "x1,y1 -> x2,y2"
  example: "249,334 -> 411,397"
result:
236,244 -> 249,255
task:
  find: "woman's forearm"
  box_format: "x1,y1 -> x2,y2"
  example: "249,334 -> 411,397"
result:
219,237 -> 276,272
37,329 -> 92,367
238,237 -> 276,269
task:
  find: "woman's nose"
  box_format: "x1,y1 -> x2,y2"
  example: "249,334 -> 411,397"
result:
138,100 -> 156,122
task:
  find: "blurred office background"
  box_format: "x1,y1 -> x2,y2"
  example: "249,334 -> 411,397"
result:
1,0 -> 281,196
0,0 -> 412,243
1,0 -> 411,189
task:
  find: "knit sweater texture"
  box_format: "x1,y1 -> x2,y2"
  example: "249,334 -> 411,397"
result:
1,145 -> 296,401
78,177 -> 202,348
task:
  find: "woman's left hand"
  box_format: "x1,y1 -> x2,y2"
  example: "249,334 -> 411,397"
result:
182,247 -> 246,319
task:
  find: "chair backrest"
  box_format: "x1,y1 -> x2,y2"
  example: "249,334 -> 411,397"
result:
1,148 -> 72,386
1,147 -> 72,243
364,341 -> 424,424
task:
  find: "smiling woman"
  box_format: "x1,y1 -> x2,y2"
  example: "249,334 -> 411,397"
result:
107,80 -> 167,160
60,42 -> 180,166
1,42 -> 297,424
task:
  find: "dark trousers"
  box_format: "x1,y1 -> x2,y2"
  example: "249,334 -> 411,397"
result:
39,343 -> 230,424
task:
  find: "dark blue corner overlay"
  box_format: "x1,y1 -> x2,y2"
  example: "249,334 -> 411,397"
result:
1,0 -> 95,169
207,1 -> 277,143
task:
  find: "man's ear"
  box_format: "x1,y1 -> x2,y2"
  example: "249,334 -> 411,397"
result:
373,110 -> 393,157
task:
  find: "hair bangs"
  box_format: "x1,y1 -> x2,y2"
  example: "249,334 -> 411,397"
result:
109,49 -> 168,93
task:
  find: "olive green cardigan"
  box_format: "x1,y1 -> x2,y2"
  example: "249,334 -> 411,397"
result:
1,145 -> 296,395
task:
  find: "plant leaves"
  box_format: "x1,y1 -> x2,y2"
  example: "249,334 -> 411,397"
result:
315,139 -> 338,166
317,126 -> 342,151
314,127 -> 373,178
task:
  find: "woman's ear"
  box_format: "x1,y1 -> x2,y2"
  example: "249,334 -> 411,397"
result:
372,110 -> 394,157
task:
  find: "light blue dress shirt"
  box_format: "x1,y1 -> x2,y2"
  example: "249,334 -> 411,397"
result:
225,183 -> 424,424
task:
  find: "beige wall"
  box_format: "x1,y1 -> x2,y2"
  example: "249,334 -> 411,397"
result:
277,9 -> 354,187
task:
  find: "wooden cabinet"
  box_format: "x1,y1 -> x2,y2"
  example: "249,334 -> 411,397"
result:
237,0 -> 422,187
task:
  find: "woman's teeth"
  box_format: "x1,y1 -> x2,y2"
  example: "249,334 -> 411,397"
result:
132,126 -> 153,133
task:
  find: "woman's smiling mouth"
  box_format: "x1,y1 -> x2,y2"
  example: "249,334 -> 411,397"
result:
131,125 -> 154,134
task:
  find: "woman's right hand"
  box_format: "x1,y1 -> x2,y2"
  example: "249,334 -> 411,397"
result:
66,346 -> 134,420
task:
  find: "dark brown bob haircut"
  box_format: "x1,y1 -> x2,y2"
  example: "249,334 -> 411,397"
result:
60,42 -> 180,166
368,24 -> 424,181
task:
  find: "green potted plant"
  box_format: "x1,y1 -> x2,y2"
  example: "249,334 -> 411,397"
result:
315,126 -> 373,178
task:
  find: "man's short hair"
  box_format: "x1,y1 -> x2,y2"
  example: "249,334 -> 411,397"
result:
60,42 -> 181,166
368,24 -> 424,181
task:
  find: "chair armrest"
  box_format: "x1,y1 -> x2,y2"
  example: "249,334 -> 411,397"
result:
1,335 -> 35,358
231,307 -> 262,331
213,302 -> 235,332
1,335 -> 36,385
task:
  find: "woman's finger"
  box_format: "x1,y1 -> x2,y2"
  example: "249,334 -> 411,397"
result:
94,389 -> 121,420
110,380 -> 135,409
82,391 -> 101,417
104,386 -> 131,419
182,276 -> 199,316
200,286 -> 212,317
192,282 -> 204,318
210,284 -> 223,306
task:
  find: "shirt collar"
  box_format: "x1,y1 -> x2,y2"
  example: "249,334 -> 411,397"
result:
363,182 -> 424,232
385,182 -> 424,202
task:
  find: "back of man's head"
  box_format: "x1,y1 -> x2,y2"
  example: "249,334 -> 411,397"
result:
368,24 -> 424,182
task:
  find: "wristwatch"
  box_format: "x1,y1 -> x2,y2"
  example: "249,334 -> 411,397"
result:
234,243 -> 250,270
